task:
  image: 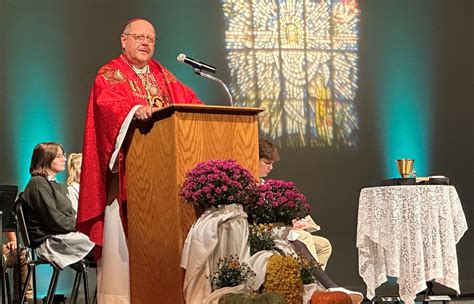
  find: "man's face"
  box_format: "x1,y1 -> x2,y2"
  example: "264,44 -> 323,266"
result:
121,20 -> 156,67
259,158 -> 274,178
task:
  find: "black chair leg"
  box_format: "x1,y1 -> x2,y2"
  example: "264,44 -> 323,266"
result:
32,267 -> 37,304
82,269 -> 90,304
19,266 -> 33,304
92,285 -> 97,304
2,271 -> 4,304
45,268 -> 60,304
5,270 -> 11,304
51,269 -> 61,304
2,268 -> 11,304
69,271 -> 82,304
1,271 -> 5,304
44,272 -> 54,304
70,260 -> 91,304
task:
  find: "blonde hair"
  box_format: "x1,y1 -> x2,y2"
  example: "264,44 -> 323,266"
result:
30,142 -> 65,177
67,153 -> 82,186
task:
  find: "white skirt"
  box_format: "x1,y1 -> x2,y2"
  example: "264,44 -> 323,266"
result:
36,231 -> 95,269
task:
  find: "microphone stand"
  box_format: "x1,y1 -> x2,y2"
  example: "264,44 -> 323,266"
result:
193,68 -> 234,107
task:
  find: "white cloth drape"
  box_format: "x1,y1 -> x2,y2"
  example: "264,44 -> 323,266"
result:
96,200 -> 130,304
182,216 -> 325,304
357,185 -> 468,304
36,231 -> 94,269
94,106 -> 141,304
247,251 -> 275,290
181,204 -> 250,304
202,284 -> 250,304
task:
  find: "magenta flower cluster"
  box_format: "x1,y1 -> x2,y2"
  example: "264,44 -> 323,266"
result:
245,179 -> 312,225
180,159 -> 257,211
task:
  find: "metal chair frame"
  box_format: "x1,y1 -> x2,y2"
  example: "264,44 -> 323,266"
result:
15,200 -> 61,304
15,196 -> 94,304
2,256 -> 12,304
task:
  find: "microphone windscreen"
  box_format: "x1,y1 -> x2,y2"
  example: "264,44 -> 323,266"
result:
177,53 -> 186,63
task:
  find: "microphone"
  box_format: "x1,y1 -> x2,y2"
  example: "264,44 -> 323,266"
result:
178,53 -> 233,106
177,53 -> 216,74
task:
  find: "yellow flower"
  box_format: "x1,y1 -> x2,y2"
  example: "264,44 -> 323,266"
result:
263,255 -> 303,304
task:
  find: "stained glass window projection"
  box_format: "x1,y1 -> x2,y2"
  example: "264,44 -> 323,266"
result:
222,0 -> 360,148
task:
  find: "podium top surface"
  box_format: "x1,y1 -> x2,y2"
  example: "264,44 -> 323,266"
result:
152,104 -> 265,117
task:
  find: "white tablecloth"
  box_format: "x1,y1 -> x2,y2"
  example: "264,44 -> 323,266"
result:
356,185 -> 468,304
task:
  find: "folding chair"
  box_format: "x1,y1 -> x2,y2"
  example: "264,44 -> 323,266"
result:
69,259 -> 92,304
15,199 -> 61,304
15,196 -> 94,304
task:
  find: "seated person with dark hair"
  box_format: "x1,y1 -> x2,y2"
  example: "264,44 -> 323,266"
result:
258,138 -> 363,303
20,142 -> 94,270
259,138 -> 332,269
258,138 -> 280,184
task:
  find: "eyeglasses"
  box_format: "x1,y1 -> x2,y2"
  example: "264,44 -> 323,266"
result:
55,153 -> 67,159
123,33 -> 157,44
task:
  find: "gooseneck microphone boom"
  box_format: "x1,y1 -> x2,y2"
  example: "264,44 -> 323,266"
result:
177,53 -> 234,106
177,53 -> 216,74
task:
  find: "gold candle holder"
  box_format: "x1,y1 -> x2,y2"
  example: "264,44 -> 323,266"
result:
396,159 -> 414,178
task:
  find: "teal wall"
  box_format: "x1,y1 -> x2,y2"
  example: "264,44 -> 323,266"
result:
3,4 -> 73,295
5,7 -> 68,189
372,2 -> 437,178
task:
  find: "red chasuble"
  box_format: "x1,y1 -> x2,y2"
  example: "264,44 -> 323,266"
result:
77,55 -> 202,247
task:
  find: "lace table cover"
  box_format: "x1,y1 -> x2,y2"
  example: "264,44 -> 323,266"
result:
357,185 -> 468,304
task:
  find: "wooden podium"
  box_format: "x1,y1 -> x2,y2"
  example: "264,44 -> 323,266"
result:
125,104 -> 263,303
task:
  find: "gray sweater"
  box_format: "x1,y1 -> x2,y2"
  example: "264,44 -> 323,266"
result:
20,176 -> 76,248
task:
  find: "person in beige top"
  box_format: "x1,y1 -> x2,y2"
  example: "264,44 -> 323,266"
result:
258,138 -> 332,269
258,138 -> 362,303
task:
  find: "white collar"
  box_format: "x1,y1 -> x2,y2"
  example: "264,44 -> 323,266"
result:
132,64 -> 150,74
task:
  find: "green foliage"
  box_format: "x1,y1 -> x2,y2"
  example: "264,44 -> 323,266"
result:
298,256 -> 319,285
209,255 -> 255,291
248,223 -> 284,256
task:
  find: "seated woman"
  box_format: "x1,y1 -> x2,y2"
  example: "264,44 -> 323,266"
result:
20,142 -> 94,269
66,153 -> 82,214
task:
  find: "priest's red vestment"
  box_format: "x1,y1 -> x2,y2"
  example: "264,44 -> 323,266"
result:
77,55 -> 202,247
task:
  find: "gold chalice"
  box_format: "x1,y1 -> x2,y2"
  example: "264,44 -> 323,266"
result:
396,159 -> 414,178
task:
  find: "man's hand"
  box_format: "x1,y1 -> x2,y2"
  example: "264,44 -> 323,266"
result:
134,105 -> 153,121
